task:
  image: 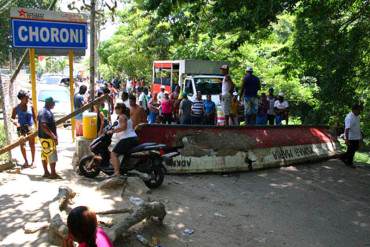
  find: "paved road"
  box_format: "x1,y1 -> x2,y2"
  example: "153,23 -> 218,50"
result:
0,127 -> 369,246
137,160 -> 370,247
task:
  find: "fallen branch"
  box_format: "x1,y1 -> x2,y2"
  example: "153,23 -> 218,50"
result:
108,201 -> 166,242
96,208 -> 133,215
48,186 -> 76,245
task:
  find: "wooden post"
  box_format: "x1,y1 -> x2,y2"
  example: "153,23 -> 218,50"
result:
89,0 -> 96,101
29,48 -> 37,126
68,50 -> 75,142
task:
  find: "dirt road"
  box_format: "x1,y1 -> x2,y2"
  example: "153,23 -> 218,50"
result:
1,128 -> 370,246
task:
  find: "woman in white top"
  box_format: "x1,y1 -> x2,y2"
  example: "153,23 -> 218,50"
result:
107,103 -> 139,176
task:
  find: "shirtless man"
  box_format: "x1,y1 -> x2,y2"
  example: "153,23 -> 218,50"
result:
129,94 -> 147,128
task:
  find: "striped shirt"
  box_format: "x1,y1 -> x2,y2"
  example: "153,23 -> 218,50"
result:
191,100 -> 204,117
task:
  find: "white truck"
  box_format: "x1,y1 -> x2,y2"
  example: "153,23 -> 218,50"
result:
152,60 -> 228,105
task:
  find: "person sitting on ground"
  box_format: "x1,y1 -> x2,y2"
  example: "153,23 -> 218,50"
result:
64,206 -> 113,247
161,92 -> 173,124
11,90 -> 37,168
204,94 -> 216,125
128,94 -> 147,128
108,103 -> 139,177
274,92 -> 289,125
230,92 -> 240,126
179,92 -> 192,125
256,93 -> 269,125
191,91 -> 205,125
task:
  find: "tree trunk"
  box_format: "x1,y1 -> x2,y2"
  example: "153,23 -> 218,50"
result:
108,201 -> 166,242
89,0 -> 96,101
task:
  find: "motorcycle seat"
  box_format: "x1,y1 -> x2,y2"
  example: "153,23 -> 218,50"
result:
129,143 -> 157,153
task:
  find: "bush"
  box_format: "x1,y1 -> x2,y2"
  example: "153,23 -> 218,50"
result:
0,122 -> 9,162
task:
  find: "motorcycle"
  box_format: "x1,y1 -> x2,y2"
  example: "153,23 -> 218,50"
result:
78,122 -> 178,189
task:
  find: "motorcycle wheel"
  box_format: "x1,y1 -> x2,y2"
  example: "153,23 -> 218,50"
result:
79,155 -> 101,178
144,163 -> 165,189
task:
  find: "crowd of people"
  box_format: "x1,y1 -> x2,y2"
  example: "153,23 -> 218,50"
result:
9,63 -> 365,181
89,65 -> 290,128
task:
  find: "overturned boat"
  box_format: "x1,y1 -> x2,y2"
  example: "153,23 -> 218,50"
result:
136,124 -> 343,174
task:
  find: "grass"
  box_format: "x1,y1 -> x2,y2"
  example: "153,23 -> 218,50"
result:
339,139 -> 370,165
355,151 -> 370,165
0,122 -> 9,162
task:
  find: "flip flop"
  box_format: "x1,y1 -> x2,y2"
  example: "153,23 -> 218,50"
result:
21,164 -> 31,169
49,174 -> 62,179
42,174 -> 51,178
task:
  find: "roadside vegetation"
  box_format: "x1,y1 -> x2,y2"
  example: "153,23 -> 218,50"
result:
96,0 -> 369,136
0,123 -> 9,162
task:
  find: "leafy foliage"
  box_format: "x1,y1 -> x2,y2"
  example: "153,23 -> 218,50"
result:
99,0 -> 369,130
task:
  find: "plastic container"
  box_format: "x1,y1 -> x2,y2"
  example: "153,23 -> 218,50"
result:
82,112 -> 97,140
216,105 -> 225,126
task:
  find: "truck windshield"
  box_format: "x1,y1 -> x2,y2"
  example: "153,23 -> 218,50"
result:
194,77 -> 222,95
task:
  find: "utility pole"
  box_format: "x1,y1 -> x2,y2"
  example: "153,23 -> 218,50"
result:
89,0 -> 96,101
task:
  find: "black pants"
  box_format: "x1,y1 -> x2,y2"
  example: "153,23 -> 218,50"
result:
162,113 -> 172,124
204,113 -> 215,125
191,115 -> 202,125
343,140 -> 360,166
267,114 -> 275,125
112,137 -> 139,156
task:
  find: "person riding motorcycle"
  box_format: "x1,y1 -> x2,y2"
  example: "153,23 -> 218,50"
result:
107,103 -> 139,177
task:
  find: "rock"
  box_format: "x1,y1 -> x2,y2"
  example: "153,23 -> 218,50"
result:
76,137 -> 93,160
98,176 -> 127,191
24,221 -> 49,234
121,177 -> 149,197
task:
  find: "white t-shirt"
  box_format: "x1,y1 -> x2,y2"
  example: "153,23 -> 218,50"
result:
222,74 -> 232,96
274,100 -> 289,109
158,92 -> 165,102
138,93 -> 148,110
344,112 -> 362,140
112,118 -> 137,142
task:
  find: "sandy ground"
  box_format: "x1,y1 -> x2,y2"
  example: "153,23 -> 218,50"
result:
1,128 -> 370,246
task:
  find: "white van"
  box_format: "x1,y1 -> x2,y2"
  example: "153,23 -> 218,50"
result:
182,75 -> 224,105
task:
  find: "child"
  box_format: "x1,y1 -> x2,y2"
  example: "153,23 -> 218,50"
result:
229,93 -> 239,126
64,206 -> 113,247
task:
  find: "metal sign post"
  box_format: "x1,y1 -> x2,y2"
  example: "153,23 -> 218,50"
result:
29,48 -> 37,124
11,8 -> 87,142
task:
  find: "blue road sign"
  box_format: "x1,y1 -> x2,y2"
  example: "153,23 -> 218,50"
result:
12,19 -> 87,49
